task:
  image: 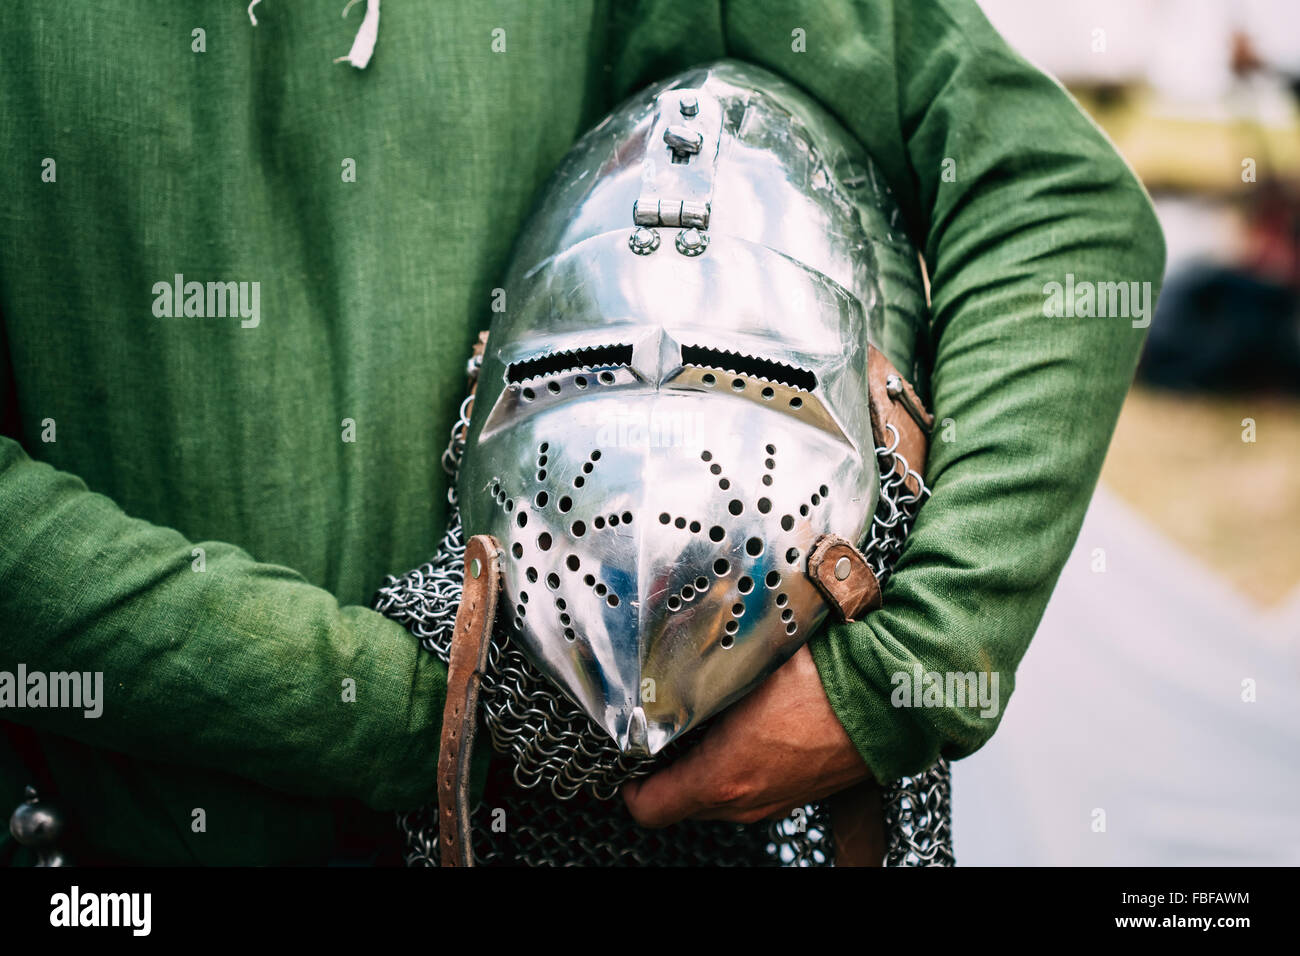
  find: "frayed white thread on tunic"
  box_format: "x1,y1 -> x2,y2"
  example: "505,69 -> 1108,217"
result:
334,0 -> 380,70
246,0 -> 381,70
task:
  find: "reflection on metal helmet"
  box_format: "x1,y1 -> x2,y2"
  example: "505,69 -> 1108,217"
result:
461,60 -> 927,757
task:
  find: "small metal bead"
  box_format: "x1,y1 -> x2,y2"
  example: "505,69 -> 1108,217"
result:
628,226 -> 660,256
674,227 -> 708,257
9,786 -> 65,849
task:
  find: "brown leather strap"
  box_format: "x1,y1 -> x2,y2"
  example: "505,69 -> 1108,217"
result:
807,534 -> 882,622
867,345 -> 933,498
816,349 -> 933,866
829,780 -> 886,866
436,534 -> 502,867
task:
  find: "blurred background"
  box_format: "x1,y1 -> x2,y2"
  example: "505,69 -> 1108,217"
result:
953,0 -> 1300,865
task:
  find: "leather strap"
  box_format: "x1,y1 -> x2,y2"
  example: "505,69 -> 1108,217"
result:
807,534 -> 882,621
829,780 -> 886,867
436,534 -> 502,867
817,349 -> 933,866
867,345 -> 933,498
808,350 -> 934,622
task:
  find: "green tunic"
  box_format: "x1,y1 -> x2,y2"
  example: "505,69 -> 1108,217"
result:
0,0 -> 1164,863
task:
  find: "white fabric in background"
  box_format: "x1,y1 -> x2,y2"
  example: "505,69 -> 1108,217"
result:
951,486 -> 1300,865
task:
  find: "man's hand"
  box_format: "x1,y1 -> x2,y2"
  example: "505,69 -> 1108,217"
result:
621,644 -> 871,827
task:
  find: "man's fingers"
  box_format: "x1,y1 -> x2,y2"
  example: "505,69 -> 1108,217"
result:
621,746 -> 712,828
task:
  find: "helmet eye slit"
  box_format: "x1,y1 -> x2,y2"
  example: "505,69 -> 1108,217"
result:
505,343 -> 634,384
679,344 -> 816,392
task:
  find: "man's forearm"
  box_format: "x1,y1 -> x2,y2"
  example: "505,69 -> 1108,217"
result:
0,438 -> 445,809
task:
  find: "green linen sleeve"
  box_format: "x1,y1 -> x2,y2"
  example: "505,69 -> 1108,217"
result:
0,436 -> 445,811
731,0 -> 1165,779
622,0 -> 1166,780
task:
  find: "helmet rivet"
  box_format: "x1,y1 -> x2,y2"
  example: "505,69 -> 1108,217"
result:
679,94 -> 699,117
675,227 -> 708,256
628,226 -> 661,256
834,556 -> 852,581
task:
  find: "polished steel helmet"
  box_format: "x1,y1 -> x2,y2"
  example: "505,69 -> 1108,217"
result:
460,60 -> 927,758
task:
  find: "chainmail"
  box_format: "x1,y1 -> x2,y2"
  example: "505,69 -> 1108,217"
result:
374,386 -> 953,867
